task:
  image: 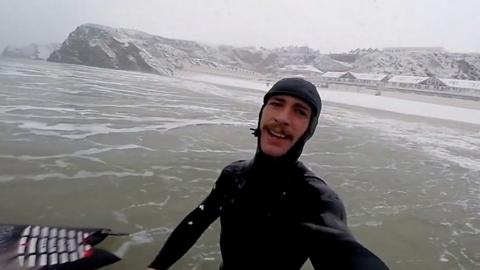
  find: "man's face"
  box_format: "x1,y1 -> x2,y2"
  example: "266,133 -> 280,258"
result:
259,95 -> 312,157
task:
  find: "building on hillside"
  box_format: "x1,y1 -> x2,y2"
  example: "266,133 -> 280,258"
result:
349,72 -> 389,86
386,75 -> 430,89
317,72 -> 347,87
386,75 -> 480,98
319,72 -> 348,82
438,78 -> 480,97
319,72 -> 388,87
277,65 -> 323,81
386,75 -> 449,91
382,47 -> 445,53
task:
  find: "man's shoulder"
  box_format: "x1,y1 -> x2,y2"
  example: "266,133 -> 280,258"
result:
221,159 -> 251,175
214,160 -> 250,193
295,161 -> 341,201
295,162 -> 347,221
294,161 -> 325,183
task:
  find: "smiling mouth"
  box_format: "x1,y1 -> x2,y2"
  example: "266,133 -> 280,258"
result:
266,127 -> 291,140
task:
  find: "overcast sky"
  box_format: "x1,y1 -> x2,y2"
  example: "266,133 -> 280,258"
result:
1,0 -> 479,53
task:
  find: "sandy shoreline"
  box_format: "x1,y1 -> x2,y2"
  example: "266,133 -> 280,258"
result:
177,71 -> 480,128
326,84 -> 480,110
178,70 -> 480,110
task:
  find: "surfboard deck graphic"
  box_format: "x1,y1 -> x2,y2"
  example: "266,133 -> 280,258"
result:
0,224 -> 123,270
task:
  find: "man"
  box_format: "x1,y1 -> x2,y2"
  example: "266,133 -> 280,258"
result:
148,78 -> 389,270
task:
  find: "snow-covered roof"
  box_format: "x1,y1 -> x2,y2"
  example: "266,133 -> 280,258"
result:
280,65 -> 323,73
350,73 -> 388,81
388,75 -> 429,84
321,72 -> 347,78
438,78 -> 480,90
331,59 -> 353,68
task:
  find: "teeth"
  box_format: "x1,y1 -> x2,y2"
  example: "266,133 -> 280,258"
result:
269,129 -> 286,138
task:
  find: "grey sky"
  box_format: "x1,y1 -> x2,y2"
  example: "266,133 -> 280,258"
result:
1,0 -> 479,53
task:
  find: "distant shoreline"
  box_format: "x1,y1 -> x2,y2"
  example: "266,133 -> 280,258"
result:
177,70 -> 480,127
324,84 -> 480,110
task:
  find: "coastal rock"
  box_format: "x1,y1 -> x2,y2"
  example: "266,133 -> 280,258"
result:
46,24 -> 350,76
47,24 -> 187,76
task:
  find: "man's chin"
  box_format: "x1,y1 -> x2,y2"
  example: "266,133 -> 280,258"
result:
261,146 -> 289,157
260,136 -> 293,157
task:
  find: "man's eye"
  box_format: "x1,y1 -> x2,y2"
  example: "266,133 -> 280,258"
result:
269,102 -> 282,107
296,109 -> 308,117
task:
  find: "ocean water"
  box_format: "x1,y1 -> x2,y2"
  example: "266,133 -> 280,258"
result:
0,57 -> 479,270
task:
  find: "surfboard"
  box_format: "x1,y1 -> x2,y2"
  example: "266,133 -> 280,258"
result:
0,224 -> 123,270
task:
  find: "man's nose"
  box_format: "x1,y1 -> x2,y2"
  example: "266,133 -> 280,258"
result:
274,107 -> 291,125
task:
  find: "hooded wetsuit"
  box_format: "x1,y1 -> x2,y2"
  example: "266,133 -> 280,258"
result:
149,78 -> 390,270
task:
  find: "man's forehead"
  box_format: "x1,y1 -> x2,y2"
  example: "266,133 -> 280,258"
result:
269,95 -> 311,109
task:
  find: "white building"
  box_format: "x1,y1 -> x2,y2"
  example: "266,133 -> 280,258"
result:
439,78 -> 480,97
278,65 -> 323,81
318,72 -> 480,99
320,72 -> 388,87
350,72 -> 389,86
386,75 -> 480,98
319,72 -> 349,82
382,47 -> 445,53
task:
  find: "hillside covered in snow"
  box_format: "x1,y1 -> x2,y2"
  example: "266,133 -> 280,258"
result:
4,23 -> 479,80
331,49 -> 480,80
46,24 -> 352,76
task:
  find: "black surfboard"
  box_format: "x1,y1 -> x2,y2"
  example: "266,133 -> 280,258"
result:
0,224 -> 123,270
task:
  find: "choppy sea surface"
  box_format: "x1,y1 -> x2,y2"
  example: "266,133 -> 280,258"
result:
0,57 -> 479,270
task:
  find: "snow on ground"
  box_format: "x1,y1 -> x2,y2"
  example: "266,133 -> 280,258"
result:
178,72 -> 480,126
321,90 -> 480,125
178,71 -> 270,92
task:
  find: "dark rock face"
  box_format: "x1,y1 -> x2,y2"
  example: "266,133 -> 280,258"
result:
47,24 -> 177,75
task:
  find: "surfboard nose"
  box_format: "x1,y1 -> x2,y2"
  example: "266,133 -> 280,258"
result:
1,224 -> 123,270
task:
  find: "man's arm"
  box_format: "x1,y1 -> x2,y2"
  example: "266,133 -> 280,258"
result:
303,178 -> 390,270
304,214 -> 390,270
148,171 -> 229,270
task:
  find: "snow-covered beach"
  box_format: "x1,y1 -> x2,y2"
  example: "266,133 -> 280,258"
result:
178,71 -> 480,127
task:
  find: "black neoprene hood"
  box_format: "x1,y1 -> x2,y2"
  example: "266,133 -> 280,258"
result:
253,77 -> 322,164
264,77 -> 322,119
262,77 -> 322,142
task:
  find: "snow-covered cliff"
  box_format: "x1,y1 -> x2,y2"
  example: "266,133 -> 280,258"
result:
10,23 -> 474,80
46,24 -> 352,76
